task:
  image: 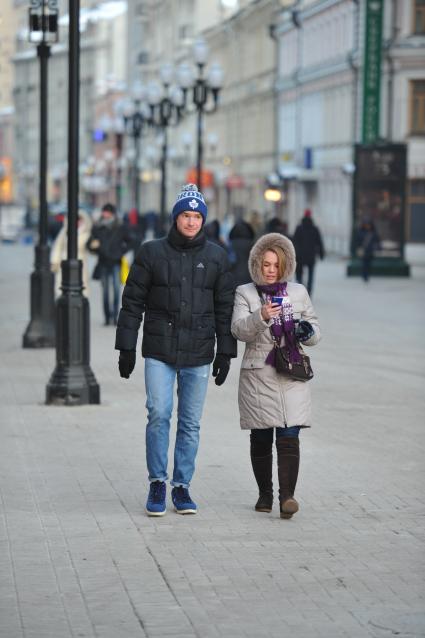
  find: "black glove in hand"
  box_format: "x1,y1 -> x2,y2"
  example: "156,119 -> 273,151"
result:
119,350 -> 136,379
295,320 -> 314,343
212,354 -> 230,386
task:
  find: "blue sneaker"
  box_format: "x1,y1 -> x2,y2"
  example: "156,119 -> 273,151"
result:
171,486 -> 197,514
146,481 -> 166,516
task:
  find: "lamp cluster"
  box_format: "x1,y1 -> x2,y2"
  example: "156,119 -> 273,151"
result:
96,38 -> 224,224
28,0 -> 59,44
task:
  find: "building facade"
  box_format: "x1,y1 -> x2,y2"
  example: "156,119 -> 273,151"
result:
274,0 -> 425,255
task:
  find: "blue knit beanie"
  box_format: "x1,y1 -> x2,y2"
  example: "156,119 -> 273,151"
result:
171,184 -> 208,223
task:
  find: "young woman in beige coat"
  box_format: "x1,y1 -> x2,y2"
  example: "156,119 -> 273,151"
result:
50,209 -> 92,297
231,233 -> 321,518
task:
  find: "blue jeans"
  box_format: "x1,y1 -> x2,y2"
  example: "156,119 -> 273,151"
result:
100,264 -> 120,323
144,358 -> 210,488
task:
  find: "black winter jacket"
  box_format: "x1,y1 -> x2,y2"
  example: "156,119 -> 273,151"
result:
87,220 -> 131,267
293,218 -> 325,265
115,225 -> 237,367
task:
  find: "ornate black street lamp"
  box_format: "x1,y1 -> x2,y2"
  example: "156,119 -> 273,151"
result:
147,64 -> 184,230
22,0 -> 59,348
46,0 -> 100,405
178,39 -> 223,190
121,85 -> 152,214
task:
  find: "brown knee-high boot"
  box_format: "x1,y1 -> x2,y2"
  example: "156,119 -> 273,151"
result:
276,437 -> 300,519
250,452 -> 273,512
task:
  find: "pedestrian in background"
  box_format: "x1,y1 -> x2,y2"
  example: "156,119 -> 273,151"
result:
247,210 -> 263,239
115,184 -> 237,517
293,209 -> 325,296
355,217 -> 380,282
266,216 -> 288,236
125,207 -> 144,260
204,219 -> 226,248
228,219 -> 255,287
231,233 -> 320,519
50,209 -> 92,297
87,203 -> 131,326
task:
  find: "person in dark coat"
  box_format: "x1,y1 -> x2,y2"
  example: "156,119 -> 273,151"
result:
204,219 -> 226,248
87,203 -> 131,325
266,217 -> 288,236
115,184 -> 237,517
355,217 -> 380,282
292,209 -> 325,296
228,220 -> 255,287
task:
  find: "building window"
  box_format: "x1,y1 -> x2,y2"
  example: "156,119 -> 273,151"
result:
410,80 -> 425,134
413,0 -> 425,34
137,51 -> 149,65
178,24 -> 193,40
408,180 -> 425,241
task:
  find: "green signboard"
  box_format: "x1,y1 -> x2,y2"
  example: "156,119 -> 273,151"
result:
362,0 -> 384,143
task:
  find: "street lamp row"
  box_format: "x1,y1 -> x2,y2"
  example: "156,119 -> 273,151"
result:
101,39 -> 223,228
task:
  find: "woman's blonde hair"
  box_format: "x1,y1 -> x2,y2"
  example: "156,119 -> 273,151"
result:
262,246 -> 286,281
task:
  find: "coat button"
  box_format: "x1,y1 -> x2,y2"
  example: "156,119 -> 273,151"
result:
182,276 -> 186,281
181,301 -> 186,306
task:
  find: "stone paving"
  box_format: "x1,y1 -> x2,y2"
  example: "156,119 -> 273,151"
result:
1,243 -> 425,638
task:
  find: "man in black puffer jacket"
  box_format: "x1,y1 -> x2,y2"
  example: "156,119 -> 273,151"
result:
115,184 -> 237,517
87,203 -> 131,325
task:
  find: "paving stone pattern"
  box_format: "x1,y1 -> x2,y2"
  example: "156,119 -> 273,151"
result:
1,244 -> 424,638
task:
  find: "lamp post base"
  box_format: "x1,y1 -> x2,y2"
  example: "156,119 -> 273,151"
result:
23,244 -> 56,348
46,259 -> 100,406
46,362 -> 100,406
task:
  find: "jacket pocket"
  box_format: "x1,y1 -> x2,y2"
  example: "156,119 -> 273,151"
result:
144,313 -> 174,337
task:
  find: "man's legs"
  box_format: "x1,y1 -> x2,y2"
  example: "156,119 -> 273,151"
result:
100,267 -> 111,324
144,358 -> 176,483
111,264 -> 121,323
295,261 -> 303,285
362,256 -> 372,282
172,364 -> 210,488
306,263 -> 315,296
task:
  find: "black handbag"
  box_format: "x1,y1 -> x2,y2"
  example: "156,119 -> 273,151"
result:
272,337 -> 314,382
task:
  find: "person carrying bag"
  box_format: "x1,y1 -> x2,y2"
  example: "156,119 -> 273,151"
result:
231,233 -> 321,519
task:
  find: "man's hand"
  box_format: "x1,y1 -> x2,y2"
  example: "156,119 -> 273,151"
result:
212,354 -> 230,386
119,350 -> 136,379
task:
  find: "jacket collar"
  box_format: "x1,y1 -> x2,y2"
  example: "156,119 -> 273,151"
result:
167,223 -> 206,252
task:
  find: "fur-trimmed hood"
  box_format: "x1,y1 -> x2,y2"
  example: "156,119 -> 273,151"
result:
248,232 -> 296,284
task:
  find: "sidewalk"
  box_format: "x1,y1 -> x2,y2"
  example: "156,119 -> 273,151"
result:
1,243 -> 425,638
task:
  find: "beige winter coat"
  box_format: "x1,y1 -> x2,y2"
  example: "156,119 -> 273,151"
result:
50,210 -> 92,297
231,233 -> 321,430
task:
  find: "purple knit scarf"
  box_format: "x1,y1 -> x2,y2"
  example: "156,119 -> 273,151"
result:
256,282 -> 302,366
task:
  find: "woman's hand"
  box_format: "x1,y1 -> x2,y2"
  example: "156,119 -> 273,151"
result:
261,302 -> 282,321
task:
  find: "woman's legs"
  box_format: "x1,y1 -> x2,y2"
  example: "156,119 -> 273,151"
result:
250,429 -> 274,512
276,427 -> 300,519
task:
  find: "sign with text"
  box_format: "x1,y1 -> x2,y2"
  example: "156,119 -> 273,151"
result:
362,0 -> 384,143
